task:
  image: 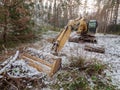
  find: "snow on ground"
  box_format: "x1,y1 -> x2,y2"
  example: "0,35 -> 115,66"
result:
39,32 -> 120,89
60,33 -> 120,88
1,31 -> 120,88
0,59 -> 45,78
8,60 -> 41,77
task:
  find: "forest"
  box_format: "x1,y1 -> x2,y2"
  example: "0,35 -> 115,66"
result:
0,0 -> 120,90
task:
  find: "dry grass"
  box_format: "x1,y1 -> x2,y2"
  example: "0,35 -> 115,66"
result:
50,57 -> 117,90
0,74 -> 46,90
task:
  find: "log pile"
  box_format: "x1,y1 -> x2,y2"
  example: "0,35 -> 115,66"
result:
84,45 -> 105,53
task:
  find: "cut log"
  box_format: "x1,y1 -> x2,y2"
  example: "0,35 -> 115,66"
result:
84,45 -> 105,53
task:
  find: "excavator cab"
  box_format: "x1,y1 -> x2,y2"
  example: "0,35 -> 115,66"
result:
88,20 -> 98,34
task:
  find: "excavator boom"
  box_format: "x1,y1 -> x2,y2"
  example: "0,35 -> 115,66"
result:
51,26 -> 71,53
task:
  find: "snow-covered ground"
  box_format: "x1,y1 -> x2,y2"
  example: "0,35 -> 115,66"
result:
61,33 -> 120,89
1,31 -> 120,89
40,32 -> 120,89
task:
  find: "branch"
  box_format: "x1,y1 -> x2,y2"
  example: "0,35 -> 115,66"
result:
2,44 -> 8,54
4,79 -> 18,90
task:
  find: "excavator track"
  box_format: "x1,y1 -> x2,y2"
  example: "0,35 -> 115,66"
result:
69,33 -> 97,43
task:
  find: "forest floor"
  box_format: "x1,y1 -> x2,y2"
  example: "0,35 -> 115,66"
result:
41,31 -> 120,89
0,31 -> 120,90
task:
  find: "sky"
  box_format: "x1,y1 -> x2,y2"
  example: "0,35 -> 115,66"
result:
36,0 -> 97,16
79,0 -> 97,15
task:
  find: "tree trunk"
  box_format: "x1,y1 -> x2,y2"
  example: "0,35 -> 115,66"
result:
53,0 -> 56,29
114,0 -> 119,25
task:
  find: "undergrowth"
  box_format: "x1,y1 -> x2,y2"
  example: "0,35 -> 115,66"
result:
50,57 -> 117,90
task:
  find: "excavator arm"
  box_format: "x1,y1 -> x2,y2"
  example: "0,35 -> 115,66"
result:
51,19 -> 78,53
51,26 -> 71,53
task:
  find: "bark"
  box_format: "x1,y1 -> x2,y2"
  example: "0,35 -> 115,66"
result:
84,45 -> 105,53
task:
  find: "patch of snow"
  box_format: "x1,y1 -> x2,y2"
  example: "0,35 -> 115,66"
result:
6,59 -> 45,78
60,33 -> 120,89
42,31 -> 58,39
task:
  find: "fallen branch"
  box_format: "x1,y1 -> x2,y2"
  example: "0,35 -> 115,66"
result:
2,44 -> 8,54
4,79 -> 18,90
1,56 -> 13,67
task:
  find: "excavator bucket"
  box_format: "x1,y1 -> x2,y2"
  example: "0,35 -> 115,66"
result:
20,50 -> 61,77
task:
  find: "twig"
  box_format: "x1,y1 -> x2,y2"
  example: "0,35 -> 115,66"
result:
4,79 -> 18,90
2,44 -> 8,54
1,56 -> 13,67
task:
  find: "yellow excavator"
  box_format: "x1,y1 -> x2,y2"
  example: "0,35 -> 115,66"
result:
21,18 -> 97,77
51,18 -> 97,54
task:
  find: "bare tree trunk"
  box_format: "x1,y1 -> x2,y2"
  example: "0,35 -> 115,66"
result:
113,0 -> 119,24
110,7 -> 114,24
84,0 -> 87,16
53,0 -> 56,29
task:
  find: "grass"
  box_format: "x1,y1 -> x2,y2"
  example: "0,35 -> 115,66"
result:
51,70 -> 90,90
50,57 -> 117,90
0,75 -> 46,90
